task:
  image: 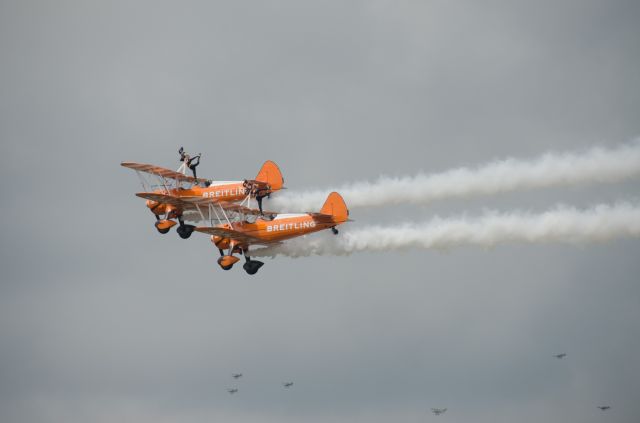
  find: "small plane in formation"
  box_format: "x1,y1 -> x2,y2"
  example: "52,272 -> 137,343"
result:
597,406 -> 611,411
232,373 -> 243,379
227,388 -> 238,394
122,153 -> 284,239
122,150 -> 350,274
553,353 -> 567,359
431,408 -> 447,416
283,382 -> 293,388
195,191 -> 349,274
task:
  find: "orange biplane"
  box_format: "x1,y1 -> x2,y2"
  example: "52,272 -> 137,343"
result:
195,192 -> 350,274
121,160 -> 284,239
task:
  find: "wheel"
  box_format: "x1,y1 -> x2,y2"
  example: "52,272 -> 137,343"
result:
244,266 -> 257,275
243,260 -> 264,275
155,221 -> 171,234
177,224 -> 195,239
218,255 -> 240,270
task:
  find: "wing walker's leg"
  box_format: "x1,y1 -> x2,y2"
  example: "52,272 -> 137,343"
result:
256,195 -> 264,215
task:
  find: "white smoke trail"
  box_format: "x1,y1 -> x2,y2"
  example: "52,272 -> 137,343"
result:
270,141 -> 640,211
251,202 -> 640,258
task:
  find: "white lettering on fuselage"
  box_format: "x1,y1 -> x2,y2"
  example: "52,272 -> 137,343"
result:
202,187 -> 245,198
266,220 -> 316,232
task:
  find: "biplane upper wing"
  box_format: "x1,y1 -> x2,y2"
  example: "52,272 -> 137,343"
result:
121,162 -> 208,184
135,192 -> 276,217
194,226 -> 274,246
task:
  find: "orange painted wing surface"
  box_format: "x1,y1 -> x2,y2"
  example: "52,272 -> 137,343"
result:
194,227 -> 266,245
135,192 -> 188,207
121,162 -> 208,184
135,192 -> 275,217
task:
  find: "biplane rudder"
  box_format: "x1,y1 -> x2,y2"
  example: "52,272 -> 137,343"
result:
255,160 -> 284,191
320,192 -> 349,223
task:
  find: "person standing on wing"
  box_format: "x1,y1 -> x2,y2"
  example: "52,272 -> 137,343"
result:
187,153 -> 201,179
178,147 -> 201,179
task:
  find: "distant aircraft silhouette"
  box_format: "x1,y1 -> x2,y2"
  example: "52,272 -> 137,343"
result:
597,406 -> 611,411
431,408 -> 447,416
232,373 -> 243,379
227,388 -> 238,394
283,382 -> 293,388
553,353 -> 567,359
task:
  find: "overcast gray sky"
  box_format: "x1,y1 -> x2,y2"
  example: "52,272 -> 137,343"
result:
1,1 -> 639,422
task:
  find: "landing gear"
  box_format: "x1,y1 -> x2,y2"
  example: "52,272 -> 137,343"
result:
176,218 -> 195,239
156,224 -> 170,234
213,245 -> 265,274
176,225 -> 195,239
331,226 -> 339,235
155,219 -> 176,234
242,254 -> 264,275
217,255 -> 240,270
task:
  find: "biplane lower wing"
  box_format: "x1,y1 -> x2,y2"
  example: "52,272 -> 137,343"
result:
136,192 -> 186,207
121,162 -> 209,184
194,226 -> 277,246
135,192 -> 276,218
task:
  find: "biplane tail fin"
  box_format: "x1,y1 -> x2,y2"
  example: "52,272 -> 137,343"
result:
319,192 -> 349,223
255,160 -> 284,191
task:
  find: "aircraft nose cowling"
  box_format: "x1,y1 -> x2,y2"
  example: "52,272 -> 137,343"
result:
146,199 -> 167,214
